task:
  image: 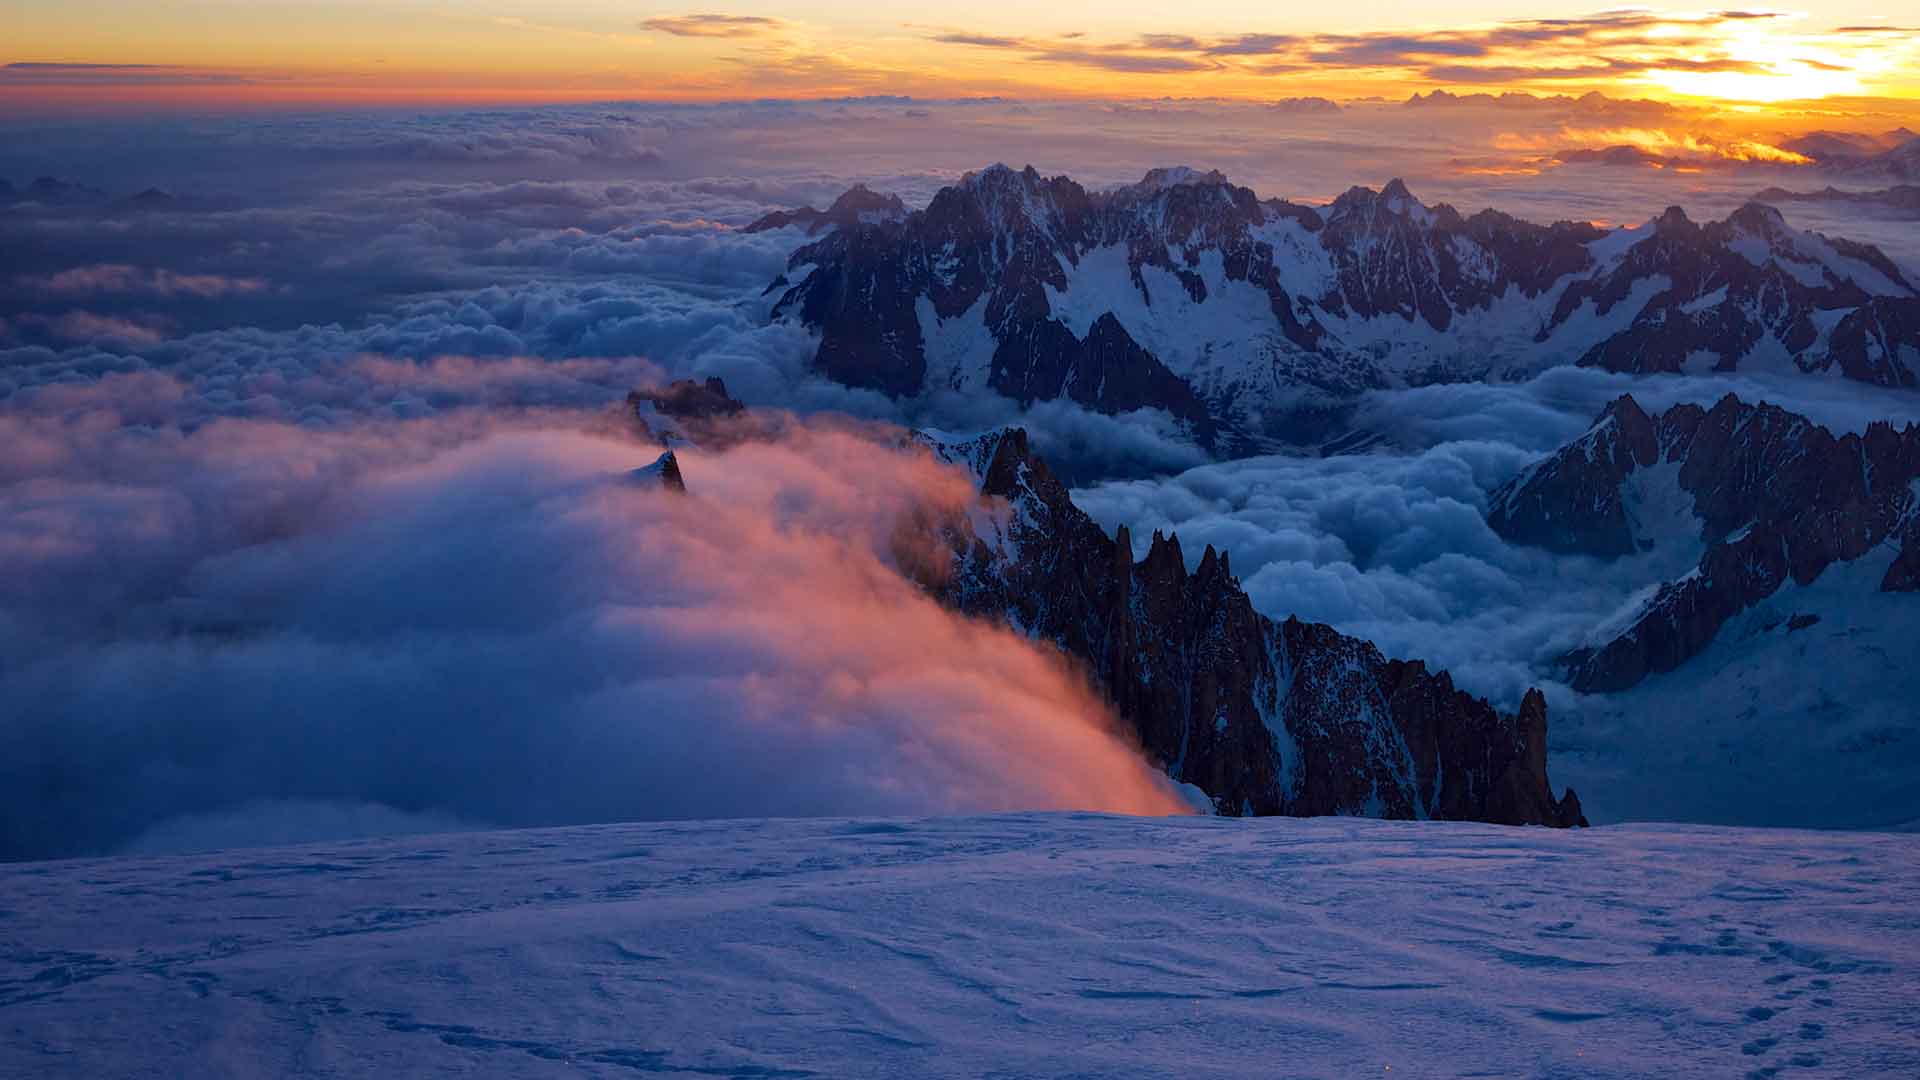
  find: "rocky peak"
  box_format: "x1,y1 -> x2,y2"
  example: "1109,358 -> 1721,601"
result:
627,377 -> 751,448
1326,179 -> 1435,227
826,183 -> 906,220
1140,529 -> 1187,586
743,184 -> 907,235
952,163 -> 1086,240
915,424 -> 1585,827
1652,205 -> 1696,235
1127,166 -> 1231,193
1725,201 -> 1790,238
628,451 -> 686,493
1487,393 -> 1659,557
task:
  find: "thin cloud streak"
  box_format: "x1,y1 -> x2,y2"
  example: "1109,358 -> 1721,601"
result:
641,13 -> 786,38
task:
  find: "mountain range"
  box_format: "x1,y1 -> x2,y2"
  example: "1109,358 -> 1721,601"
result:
1782,128 -> 1920,180
759,165 -> 1920,452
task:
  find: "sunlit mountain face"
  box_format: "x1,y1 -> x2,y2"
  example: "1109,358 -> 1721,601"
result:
5,4 -> 1920,1076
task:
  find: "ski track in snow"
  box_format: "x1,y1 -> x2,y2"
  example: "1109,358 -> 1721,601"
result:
3,814 -> 1916,1078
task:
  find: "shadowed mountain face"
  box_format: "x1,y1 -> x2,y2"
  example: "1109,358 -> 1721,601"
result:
916,428 -> 1585,827
1488,393 -> 1920,692
762,165 -> 1920,452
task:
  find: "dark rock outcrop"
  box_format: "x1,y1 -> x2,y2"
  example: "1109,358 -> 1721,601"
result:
1886,528 -> 1920,592
626,377 -> 757,448
918,427 -> 1585,826
1490,393 -> 1920,691
629,451 -> 686,493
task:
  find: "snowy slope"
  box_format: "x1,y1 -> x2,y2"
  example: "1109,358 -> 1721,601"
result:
1554,542 -> 1920,829
5,814 -> 1918,1078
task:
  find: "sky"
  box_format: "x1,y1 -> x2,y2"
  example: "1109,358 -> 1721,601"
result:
4,4 -> 1918,110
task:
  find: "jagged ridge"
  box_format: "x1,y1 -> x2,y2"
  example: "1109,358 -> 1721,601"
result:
918,427 -> 1585,826
762,165 -> 1920,451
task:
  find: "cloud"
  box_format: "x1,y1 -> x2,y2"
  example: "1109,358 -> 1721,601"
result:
37,311 -> 172,344
1026,49 -> 1218,75
0,62 -> 252,86
932,33 -> 1024,49
20,264 -> 268,299
1203,34 -> 1301,57
0,402 -> 1187,860
641,14 -> 785,38
919,10 -> 1898,92
4,62 -> 180,71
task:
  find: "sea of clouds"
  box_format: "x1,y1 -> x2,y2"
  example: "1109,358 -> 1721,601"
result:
5,99 -> 1919,856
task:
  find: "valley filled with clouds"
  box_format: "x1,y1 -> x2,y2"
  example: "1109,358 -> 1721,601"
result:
6,95 -> 1920,856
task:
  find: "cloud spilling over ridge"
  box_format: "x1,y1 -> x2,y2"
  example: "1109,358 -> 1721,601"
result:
0,387 -> 1186,861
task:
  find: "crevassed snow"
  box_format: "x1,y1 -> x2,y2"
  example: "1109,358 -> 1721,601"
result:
4,814 -> 1916,1078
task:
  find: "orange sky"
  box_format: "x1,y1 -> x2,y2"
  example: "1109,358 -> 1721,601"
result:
4,4 -> 1918,112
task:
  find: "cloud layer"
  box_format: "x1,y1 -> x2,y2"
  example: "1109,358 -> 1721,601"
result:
6,98 -> 1920,851
0,392 -> 1187,861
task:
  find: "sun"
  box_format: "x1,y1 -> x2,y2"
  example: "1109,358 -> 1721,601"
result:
1645,23 -> 1867,104
1649,60 -> 1862,104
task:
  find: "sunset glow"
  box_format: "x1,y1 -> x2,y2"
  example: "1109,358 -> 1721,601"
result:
5,4 -> 1917,111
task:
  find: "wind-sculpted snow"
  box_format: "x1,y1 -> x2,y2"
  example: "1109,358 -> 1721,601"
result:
3,814 -> 1916,1078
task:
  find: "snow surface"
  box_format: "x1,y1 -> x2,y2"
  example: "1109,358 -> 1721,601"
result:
4,814 -> 1916,1078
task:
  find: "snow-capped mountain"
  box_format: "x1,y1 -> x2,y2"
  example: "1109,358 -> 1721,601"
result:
913,426 -> 1585,826
1780,127 -> 1917,165
762,165 -> 1920,449
1489,393 -> 1920,692
1815,133 -> 1920,182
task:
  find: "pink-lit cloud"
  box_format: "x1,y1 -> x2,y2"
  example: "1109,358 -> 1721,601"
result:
0,378 -> 1187,858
